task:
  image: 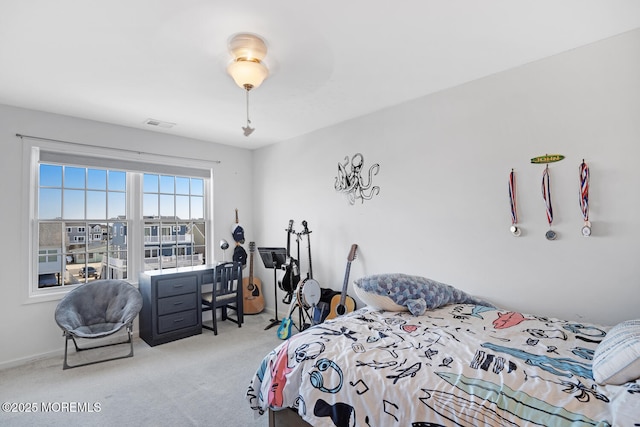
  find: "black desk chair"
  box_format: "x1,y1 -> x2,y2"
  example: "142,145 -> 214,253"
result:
201,261 -> 243,335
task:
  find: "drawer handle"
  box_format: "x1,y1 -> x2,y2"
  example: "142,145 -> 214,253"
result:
173,302 -> 184,306
173,284 -> 184,288
173,317 -> 184,323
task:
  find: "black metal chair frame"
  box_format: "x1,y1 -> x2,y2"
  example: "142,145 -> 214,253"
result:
202,261 -> 243,335
61,323 -> 136,370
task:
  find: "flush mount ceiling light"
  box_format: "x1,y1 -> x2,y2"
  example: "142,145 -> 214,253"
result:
227,33 -> 269,137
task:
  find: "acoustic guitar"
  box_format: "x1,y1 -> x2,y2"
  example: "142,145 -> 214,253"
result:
326,244 -> 358,320
243,242 -> 265,314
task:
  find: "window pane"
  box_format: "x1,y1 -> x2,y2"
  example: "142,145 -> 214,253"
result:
64,167 -> 85,189
176,177 -> 190,195
144,225 -> 153,240
191,196 -> 203,220
108,171 -> 126,191
65,222 -> 87,284
65,222 -> 86,251
63,189 -> 85,219
160,194 -> 174,217
110,222 -> 127,250
192,223 -> 205,243
87,191 -> 106,219
176,195 -> 189,219
38,222 -> 63,287
193,245 -> 205,265
108,191 -> 126,219
87,169 -> 106,190
191,178 -> 203,196
106,250 -> 127,280
143,174 -> 158,193
39,188 -> 62,219
144,194 -> 158,217
161,225 -> 173,240
40,164 -> 62,187
88,223 -> 106,246
72,248 -> 104,283
160,175 -> 174,193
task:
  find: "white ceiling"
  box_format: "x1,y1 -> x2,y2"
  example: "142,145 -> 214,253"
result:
1,1 -> 639,150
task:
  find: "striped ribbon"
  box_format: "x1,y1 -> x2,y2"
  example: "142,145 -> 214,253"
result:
579,160 -> 589,222
508,169 -> 518,225
541,165 -> 553,226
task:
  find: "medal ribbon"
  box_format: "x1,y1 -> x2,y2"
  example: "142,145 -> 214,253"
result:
579,160 -> 589,222
541,165 -> 553,227
508,169 -> 518,225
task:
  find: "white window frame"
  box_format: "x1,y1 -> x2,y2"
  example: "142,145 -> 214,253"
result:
21,139 -> 214,303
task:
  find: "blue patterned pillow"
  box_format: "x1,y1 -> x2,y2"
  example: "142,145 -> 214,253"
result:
353,273 -> 492,316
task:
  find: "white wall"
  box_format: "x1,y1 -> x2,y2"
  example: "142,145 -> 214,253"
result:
2,29 -> 639,368
252,29 -> 640,327
0,105 -> 254,367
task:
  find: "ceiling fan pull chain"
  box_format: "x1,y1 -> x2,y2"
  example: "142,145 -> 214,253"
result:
243,87 -> 255,136
246,88 -> 250,126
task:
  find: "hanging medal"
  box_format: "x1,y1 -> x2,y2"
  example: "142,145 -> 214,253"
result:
508,169 -> 521,236
579,160 -> 591,236
541,165 -> 557,240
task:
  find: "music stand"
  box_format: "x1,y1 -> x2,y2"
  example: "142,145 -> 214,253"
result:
258,247 -> 287,330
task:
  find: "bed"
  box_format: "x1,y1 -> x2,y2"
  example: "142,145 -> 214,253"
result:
246,274 -> 640,426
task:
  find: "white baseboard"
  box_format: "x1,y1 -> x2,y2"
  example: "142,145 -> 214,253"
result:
0,330 -> 142,371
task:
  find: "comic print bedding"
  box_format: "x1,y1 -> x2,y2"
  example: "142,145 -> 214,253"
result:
246,304 -> 640,427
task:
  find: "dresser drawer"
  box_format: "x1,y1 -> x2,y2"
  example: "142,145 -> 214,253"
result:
157,293 -> 197,316
156,275 -> 197,298
158,310 -> 198,334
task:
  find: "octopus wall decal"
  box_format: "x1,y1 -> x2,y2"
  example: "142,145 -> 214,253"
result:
334,153 -> 380,205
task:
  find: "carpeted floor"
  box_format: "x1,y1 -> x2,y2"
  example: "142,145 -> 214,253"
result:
0,312 -> 283,427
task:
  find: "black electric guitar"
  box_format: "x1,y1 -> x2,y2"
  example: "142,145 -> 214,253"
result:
279,220 -> 300,295
326,244 -> 358,319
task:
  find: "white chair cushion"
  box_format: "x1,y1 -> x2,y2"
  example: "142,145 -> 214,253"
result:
202,291 -> 237,304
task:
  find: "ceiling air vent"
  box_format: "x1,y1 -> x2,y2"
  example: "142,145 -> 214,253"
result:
144,118 -> 175,129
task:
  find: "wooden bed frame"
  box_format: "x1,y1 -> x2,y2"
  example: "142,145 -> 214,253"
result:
269,408 -> 312,427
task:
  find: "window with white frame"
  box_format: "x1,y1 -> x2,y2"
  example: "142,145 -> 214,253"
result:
141,173 -> 206,271
37,163 -> 127,288
30,144 -> 212,295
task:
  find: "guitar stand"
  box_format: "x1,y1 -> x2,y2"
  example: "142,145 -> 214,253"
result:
290,297 -> 317,332
282,292 -> 293,305
257,247 -> 287,331
297,303 -> 317,331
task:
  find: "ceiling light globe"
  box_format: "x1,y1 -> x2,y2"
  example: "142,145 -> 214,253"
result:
227,60 -> 269,90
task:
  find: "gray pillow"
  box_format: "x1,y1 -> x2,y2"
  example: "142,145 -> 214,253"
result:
353,273 -> 492,316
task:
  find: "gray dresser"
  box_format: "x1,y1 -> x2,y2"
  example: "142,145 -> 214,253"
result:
139,265 -> 214,346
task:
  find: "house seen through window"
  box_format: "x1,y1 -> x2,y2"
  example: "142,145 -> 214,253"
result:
37,163 -> 207,289
141,173 -> 206,271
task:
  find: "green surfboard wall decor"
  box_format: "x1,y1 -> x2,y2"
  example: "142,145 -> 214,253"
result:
531,154 -> 565,164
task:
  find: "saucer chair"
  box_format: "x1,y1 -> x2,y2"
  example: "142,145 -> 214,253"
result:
54,279 -> 143,370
